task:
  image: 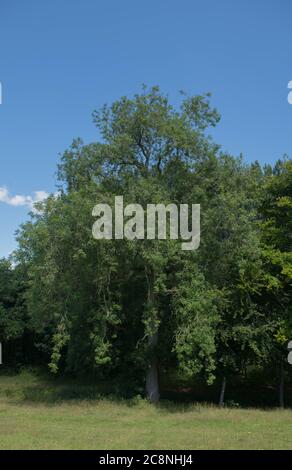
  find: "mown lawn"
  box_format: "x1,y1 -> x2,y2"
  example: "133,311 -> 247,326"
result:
0,370 -> 292,450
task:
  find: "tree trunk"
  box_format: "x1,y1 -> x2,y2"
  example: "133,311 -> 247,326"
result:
145,268 -> 160,403
219,376 -> 226,407
278,361 -> 284,409
146,332 -> 160,402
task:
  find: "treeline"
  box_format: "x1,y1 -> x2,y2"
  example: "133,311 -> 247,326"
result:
1,87 -> 291,406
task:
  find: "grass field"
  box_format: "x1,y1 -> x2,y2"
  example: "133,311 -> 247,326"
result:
0,370 -> 292,450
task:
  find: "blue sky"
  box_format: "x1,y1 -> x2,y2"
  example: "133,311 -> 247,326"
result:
0,0 -> 291,257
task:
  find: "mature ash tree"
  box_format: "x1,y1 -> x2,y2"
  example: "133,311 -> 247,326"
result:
15,86 -> 278,403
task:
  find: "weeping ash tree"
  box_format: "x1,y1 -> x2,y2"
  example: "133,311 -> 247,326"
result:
16,86 -> 271,401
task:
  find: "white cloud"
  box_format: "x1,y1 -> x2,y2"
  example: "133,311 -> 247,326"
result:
0,186 -> 49,212
34,190 -> 50,203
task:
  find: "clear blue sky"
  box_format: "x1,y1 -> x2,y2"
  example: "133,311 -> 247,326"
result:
0,0 -> 291,257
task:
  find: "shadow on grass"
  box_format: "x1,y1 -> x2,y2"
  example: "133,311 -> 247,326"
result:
4,385 -> 212,414
3,383 -> 291,413
1,367 -> 292,410
160,382 -> 292,411
0,376 -> 147,408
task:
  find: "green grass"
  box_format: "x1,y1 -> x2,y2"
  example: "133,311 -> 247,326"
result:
0,370 -> 292,450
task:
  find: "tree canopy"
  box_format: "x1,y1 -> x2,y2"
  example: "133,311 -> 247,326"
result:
1,86 -> 291,405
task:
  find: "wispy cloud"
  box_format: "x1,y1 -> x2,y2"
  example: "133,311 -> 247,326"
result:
0,187 -> 49,212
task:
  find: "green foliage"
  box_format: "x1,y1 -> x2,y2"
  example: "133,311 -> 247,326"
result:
1,86 -> 289,400
0,259 -> 26,342
173,263 -> 220,383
